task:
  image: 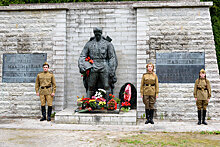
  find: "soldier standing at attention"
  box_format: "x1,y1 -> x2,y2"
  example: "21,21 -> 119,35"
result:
194,69 -> 211,125
35,62 -> 56,121
140,63 -> 159,124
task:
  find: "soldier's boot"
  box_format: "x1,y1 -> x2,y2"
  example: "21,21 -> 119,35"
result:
47,106 -> 52,121
149,109 -> 154,124
40,106 -> 46,121
145,109 -> 150,124
197,110 -> 201,125
202,110 -> 208,125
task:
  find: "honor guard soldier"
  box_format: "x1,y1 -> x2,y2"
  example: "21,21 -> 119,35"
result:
140,63 -> 159,124
194,69 -> 211,125
35,62 -> 56,121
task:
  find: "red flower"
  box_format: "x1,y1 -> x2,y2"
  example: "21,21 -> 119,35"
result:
85,58 -> 89,61
89,60 -> 94,64
87,57 -> 90,60
97,98 -> 106,102
86,70 -> 90,77
112,95 -> 115,98
109,94 -> 112,97
82,98 -> 90,101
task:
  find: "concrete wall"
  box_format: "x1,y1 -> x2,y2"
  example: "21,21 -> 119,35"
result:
0,10 -> 67,117
0,1 -> 219,120
66,4 -> 137,107
135,2 -> 220,120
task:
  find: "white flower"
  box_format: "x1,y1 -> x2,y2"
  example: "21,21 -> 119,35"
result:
98,89 -> 106,94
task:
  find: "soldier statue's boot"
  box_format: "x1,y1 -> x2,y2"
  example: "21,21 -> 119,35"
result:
149,109 -> 154,124
202,110 -> 208,125
197,110 -> 201,125
40,106 -> 46,121
47,106 -> 52,121
145,109 -> 150,124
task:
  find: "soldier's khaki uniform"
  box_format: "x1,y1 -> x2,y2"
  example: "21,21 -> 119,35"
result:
193,69 -> 211,125
140,71 -> 159,124
140,72 -> 159,109
35,71 -> 56,106
194,78 -> 211,110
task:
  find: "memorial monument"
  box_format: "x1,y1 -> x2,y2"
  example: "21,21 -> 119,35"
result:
78,27 -> 118,102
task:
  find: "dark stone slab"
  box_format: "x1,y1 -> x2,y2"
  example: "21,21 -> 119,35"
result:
2,53 -> 47,83
156,52 -> 205,83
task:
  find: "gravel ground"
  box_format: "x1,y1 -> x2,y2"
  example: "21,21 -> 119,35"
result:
0,118 -> 220,146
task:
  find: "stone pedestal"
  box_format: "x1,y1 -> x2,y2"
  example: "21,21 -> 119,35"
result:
55,107 -> 137,125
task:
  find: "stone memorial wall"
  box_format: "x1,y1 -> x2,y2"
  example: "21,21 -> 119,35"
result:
0,1 -> 219,120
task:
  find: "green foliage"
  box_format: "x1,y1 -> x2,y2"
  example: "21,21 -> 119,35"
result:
121,107 -> 129,112
113,97 -> 121,104
210,0 -> 220,73
51,112 -> 56,118
200,131 -> 220,135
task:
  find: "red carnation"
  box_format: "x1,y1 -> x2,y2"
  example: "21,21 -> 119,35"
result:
89,60 -> 94,64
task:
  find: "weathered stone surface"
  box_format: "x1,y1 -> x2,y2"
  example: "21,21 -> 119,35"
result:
0,1 -> 219,121
136,3 -> 220,120
55,108 -> 137,125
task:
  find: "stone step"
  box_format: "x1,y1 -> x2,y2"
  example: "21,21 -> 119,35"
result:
55,107 -> 137,125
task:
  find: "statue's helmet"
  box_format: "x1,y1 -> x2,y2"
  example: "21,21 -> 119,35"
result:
93,27 -> 102,35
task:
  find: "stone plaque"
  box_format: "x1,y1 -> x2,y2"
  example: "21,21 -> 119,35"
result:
2,53 -> 47,83
156,52 -> 205,83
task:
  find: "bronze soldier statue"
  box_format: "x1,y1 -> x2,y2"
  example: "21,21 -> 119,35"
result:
194,69 -> 211,125
35,62 -> 56,121
78,27 -> 118,102
140,63 -> 159,124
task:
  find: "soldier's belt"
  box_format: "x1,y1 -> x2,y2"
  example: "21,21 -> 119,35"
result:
145,84 -> 155,86
41,86 -> 51,89
197,87 -> 207,90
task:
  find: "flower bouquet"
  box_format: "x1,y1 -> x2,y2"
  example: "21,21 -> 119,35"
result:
98,101 -> 106,110
81,56 -> 94,77
121,84 -> 132,112
107,98 -> 117,110
89,98 -> 97,110
109,94 -> 121,109
95,89 -> 106,99
121,101 -> 131,112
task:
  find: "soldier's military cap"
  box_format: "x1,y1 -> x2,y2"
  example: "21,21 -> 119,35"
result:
93,27 -> 102,35
43,62 -> 49,67
200,69 -> 206,74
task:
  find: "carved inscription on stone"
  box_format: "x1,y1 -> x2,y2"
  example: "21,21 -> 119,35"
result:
3,53 -> 47,83
156,52 -> 205,83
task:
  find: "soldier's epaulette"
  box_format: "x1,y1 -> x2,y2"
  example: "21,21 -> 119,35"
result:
143,73 -> 148,75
